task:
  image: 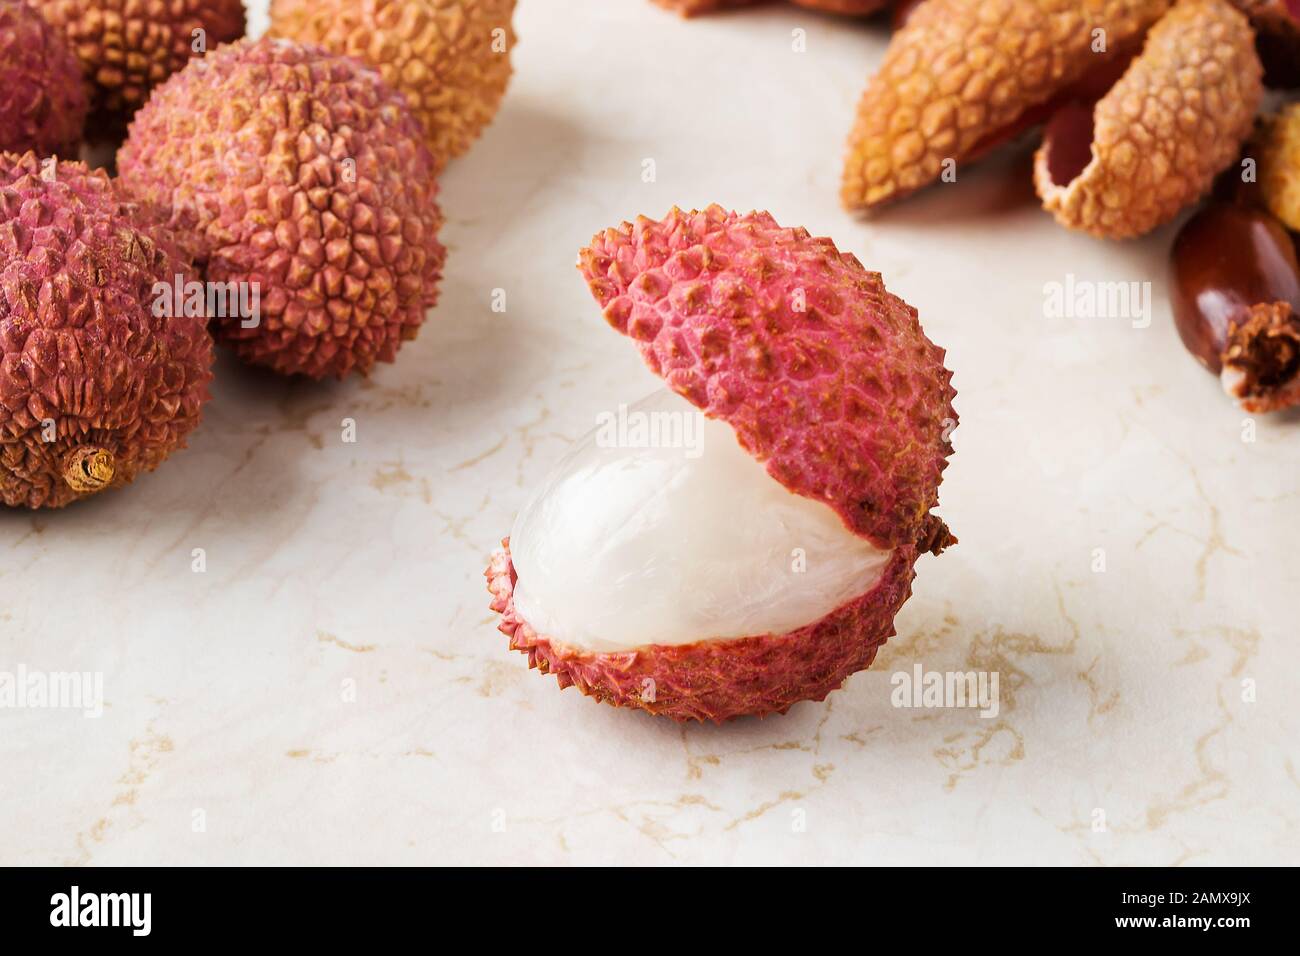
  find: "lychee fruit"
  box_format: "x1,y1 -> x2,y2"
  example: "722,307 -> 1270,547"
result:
268,0 -> 516,173
116,38 -> 446,380
841,0 -> 1172,211
486,206 -> 957,722
1035,0 -> 1263,239
0,153 -> 214,509
37,0 -> 247,137
0,0 -> 88,157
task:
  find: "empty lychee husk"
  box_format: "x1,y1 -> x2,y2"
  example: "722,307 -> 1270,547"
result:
841,0 -> 1171,211
1254,104 -> 1300,232
1035,0 -> 1264,239
486,206 -> 957,722
1229,0 -> 1300,86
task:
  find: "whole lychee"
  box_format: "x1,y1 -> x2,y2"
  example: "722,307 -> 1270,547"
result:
0,153 -> 214,509
486,206 -> 957,722
37,0 -> 247,136
0,0 -> 88,157
116,38 -> 446,380
268,0 -> 516,173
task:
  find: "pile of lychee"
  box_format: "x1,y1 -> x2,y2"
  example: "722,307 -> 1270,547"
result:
0,0 -> 517,509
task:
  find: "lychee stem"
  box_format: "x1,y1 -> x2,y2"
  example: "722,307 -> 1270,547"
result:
1221,301 -> 1300,413
63,447 -> 116,495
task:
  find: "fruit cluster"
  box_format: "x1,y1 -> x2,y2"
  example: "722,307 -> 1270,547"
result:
0,0 -> 516,508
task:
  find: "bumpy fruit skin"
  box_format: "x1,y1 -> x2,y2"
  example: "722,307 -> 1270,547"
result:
0,153 -> 214,509
1255,104 -> 1300,232
487,540 -> 919,721
269,0 -> 516,173
0,0 -> 89,156
842,0 -> 1171,210
487,206 -> 957,721
117,39 -> 446,380
38,0 -> 246,134
1035,0 -> 1264,239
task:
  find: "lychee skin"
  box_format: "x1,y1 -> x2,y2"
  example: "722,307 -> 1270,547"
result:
487,207 -> 957,721
0,153 -> 214,509
0,0 -> 88,157
579,206 -> 956,553
1034,0 -> 1264,239
268,0 -> 516,173
488,539 -> 921,722
117,39 -> 446,380
841,0 -> 1171,211
38,0 -> 246,135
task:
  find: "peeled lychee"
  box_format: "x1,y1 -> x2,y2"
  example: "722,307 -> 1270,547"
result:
0,153 -> 214,509
116,38 -> 446,380
37,0 -> 247,136
268,0 -> 516,173
0,0 -> 88,157
486,206 -> 957,722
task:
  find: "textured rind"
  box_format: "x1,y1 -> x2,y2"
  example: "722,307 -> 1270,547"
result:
38,0 -> 246,131
269,0 -> 516,173
0,153 -> 214,509
117,38 -> 446,380
577,205 -> 956,554
1230,0 -> 1300,86
842,0 -> 1172,210
0,1 -> 89,156
1256,104 -> 1300,231
487,539 -> 919,721
1035,0 -> 1264,240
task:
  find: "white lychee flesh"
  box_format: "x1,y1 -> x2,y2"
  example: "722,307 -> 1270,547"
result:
508,389 -> 893,652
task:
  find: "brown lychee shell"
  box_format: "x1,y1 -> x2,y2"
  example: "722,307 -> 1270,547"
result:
268,0 -> 516,173
841,0 -> 1172,210
1035,0 -> 1264,240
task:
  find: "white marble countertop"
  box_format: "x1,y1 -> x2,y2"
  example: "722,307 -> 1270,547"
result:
2,0 -> 1297,866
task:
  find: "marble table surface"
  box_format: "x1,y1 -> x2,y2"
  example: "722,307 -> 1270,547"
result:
2,0 -> 1297,866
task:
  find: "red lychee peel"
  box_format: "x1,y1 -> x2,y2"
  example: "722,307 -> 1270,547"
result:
0,0 -> 88,157
578,205 -> 956,553
487,538 -> 919,722
0,153 -> 214,509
